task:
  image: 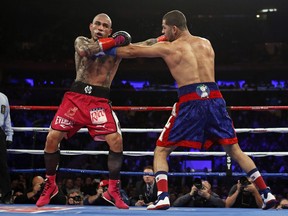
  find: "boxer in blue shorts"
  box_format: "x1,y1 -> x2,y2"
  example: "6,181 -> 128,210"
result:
157,82 -> 238,150
113,10 -> 276,210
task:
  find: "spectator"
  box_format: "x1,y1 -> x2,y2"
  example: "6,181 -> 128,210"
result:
14,176 -> 66,204
130,165 -> 158,206
276,198 -> 288,210
173,178 -> 225,207
67,189 -> 83,205
81,176 -> 97,196
83,179 -> 129,206
225,176 -> 263,208
61,178 -> 75,196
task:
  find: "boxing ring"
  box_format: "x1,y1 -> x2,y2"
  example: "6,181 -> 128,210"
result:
2,105 -> 288,215
0,205 -> 286,216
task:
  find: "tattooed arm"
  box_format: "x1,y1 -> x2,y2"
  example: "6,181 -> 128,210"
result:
75,36 -> 102,58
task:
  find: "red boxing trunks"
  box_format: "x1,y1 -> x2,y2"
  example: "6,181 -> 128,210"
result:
51,81 -> 121,141
157,82 -> 238,150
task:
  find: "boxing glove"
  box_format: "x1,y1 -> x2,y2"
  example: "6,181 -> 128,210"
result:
98,31 -> 131,51
112,31 -> 131,46
157,35 -> 167,42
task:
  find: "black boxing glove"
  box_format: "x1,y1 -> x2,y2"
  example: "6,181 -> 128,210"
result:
112,31 -> 131,46
98,31 -> 131,51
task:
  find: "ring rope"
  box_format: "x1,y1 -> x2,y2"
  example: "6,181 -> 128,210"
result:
9,168 -> 288,177
7,149 -> 288,157
12,127 -> 288,133
10,105 -> 288,111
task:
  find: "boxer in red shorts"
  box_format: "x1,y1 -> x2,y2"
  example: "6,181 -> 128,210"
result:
114,10 -> 276,210
36,13 -> 131,209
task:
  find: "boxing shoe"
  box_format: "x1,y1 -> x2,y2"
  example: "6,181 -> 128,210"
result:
36,175 -> 58,207
260,187 -> 277,210
102,180 -> 129,209
147,192 -> 170,210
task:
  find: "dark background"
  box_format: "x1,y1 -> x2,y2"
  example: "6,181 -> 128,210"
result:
2,1 -> 288,196
1,0 -> 288,85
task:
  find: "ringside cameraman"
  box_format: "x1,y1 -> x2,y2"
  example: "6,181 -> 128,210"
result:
226,176 -> 263,208
173,178 -> 225,208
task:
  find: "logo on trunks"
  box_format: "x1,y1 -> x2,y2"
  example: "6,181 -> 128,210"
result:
196,84 -> 210,98
64,107 -> 78,118
55,116 -> 74,128
90,108 -> 107,124
84,85 -> 92,94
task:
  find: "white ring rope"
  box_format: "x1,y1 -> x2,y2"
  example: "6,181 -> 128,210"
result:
7,149 -> 288,157
10,126 -> 288,157
12,127 -> 288,133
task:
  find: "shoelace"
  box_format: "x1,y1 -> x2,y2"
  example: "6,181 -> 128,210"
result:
114,182 -> 124,201
41,179 -> 51,196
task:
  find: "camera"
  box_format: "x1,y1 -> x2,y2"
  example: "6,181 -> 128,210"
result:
102,186 -> 108,192
193,178 -> 203,190
68,195 -> 82,205
72,195 -> 82,202
239,176 -> 251,187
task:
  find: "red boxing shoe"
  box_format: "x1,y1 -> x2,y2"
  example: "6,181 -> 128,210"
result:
36,175 -> 58,207
102,180 -> 129,209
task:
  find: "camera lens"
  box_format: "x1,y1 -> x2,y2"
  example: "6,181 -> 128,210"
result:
73,195 -> 81,201
193,178 -> 203,190
239,176 -> 251,186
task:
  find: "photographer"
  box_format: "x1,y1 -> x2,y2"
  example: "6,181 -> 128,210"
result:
173,178 -> 225,207
276,198 -> 288,210
14,176 -> 66,205
67,189 -> 83,205
83,179 -> 129,206
225,176 -> 263,208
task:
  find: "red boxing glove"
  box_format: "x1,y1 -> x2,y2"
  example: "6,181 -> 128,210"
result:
157,35 -> 167,42
98,38 -> 117,51
98,31 -> 131,51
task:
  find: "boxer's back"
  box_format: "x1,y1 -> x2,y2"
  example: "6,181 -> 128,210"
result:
163,35 -> 215,88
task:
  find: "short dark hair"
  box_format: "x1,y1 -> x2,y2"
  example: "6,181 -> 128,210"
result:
143,165 -> 153,171
163,10 -> 187,30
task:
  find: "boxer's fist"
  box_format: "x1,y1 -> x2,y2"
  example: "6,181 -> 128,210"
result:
157,35 -> 167,42
112,31 -> 131,47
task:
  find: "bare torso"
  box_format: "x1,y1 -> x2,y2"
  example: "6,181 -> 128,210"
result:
74,36 -> 121,88
117,32 -> 215,88
162,34 -> 215,87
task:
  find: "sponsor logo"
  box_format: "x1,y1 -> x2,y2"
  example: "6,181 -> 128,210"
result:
55,116 -> 74,128
90,108 -> 107,124
196,84 -> 210,98
84,85 -> 92,94
65,107 -> 78,118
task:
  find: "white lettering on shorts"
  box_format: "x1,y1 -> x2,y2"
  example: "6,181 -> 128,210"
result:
90,108 -> 107,124
55,116 -> 74,128
158,103 -> 177,141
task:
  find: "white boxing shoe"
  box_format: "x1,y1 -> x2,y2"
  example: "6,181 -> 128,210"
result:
147,192 -> 170,210
260,187 -> 277,210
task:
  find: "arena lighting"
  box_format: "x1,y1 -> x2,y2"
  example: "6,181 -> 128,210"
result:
121,80 -> 148,89
260,8 -> 278,13
256,8 -> 277,20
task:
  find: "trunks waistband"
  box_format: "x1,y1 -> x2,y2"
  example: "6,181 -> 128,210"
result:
70,81 -> 110,99
178,82 -> 222,102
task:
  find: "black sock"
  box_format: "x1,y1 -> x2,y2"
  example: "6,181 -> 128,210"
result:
44,150 -> 60,176
107,150 -> 123,180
